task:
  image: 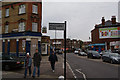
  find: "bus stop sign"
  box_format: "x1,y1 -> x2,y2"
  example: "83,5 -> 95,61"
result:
49,23 -> 65,30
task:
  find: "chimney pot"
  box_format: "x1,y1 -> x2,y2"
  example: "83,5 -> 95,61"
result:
101,17 -> 105,25
111,16 -> 116,24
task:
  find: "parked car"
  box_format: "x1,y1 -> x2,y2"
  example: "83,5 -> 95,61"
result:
1,54 -> 24,70
100,50 -> 112,56
74,50 -> 79,54
57,50 -> 63,54
78,52 -> 87,56
112,49 -> 120,54
102,53 -> 120,64
87,50 -> 101,59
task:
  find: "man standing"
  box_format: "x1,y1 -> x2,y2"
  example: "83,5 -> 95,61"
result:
24,53 -> 32,78
49,49 -> 58,72
32,49 -> 41,78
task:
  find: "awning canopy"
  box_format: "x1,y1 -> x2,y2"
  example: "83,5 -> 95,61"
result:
88,43 -> 105,46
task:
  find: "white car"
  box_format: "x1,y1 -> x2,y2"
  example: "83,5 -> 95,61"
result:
78,52 -> 87,56
74,50 -> 79,54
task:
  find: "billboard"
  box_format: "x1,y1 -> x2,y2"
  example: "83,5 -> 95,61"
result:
99,27 -> 120,39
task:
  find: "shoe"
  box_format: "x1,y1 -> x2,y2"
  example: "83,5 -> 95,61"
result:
37,75 -> 40,77
53,70 -> 55,73
24,76 -> 26,78
32,76 -> 35,78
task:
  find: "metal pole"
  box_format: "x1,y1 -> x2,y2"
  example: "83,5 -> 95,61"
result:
64,21 -> 66,80
55,29 -> 56,53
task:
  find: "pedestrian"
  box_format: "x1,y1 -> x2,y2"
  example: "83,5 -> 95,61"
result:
24,53 -> 32,78
49,49 -> 58,72
32,49 -> 42,78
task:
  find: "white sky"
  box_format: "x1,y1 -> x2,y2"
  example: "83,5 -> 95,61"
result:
42,1 -> 119,41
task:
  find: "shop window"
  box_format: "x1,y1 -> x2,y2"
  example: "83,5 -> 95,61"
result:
5,25 -> 8,33
5,8 -> 9,17
32,5 -> 38,14
32,22 -> 38,32
19,22 -> 25,32
19,4 -> 25,14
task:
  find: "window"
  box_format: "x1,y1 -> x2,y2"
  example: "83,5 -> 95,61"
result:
5,25 -> 8,33
0,10 -> 1,18
32,22 -> 38,32
19,22 -> 25,32
32,5 -> 38,14
19,5 -> 25,14
5,8 -> 9,17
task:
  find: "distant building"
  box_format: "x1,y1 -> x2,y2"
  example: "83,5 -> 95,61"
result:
91,16 -> 120,52
82,41 -> 92,49
41,36 -> 50,55
50,38 -> 83,52
0,2 -> 42,57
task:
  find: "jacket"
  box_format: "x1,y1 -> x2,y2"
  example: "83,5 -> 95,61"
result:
24,56 -> 32,68
49,54 -> 58,63
33,52 -> 41,67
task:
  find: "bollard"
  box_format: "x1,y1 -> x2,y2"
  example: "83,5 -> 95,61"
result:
58,76 -> 64,80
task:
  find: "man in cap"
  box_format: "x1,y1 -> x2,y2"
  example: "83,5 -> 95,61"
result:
24,53 -> 32,78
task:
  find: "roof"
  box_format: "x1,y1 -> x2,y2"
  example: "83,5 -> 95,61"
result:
95,20 -> 120,28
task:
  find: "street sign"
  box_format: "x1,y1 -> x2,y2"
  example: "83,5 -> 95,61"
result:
49,23 -> 65,30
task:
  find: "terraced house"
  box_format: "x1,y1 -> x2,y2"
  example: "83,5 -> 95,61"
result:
0,2 -> 42,57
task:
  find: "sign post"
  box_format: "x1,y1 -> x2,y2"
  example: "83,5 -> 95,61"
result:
49,21 -> 67,80
64,21 -> 66,80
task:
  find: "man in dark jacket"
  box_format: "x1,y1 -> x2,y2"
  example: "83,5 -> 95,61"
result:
49,49 -> 58,72
32,49 -> 41,78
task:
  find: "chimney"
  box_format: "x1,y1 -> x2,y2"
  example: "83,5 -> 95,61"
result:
101,17 -> 105,25
111,16 -> 116,24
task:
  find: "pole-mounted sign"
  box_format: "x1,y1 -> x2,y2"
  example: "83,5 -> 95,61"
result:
49,21 -> 67,80
49,23 -> 65,30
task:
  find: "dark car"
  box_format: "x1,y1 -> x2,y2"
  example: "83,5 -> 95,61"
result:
87,50 -> 101,59
58,50 -> 63,54
112,49 -> 120,54
102,53 -> 120,64
1,54 -> 24,70
78,52 -> 87,56
100,50 -> 112,56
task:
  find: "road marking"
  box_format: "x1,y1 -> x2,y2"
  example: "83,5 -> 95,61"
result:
76,69 -> 87,80
66,62 -> 77,79
60,54 -> 77,79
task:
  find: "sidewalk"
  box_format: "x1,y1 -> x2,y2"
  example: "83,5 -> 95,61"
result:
2,54 -> 74,80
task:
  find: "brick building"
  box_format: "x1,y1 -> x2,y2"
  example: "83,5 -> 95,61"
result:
0,2 -> 42,57
50,38 -> 83,52
91,16 -> 120,52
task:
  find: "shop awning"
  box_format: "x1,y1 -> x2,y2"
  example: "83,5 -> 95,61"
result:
88,43 -> 105,46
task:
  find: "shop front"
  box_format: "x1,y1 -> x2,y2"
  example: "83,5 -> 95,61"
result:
88,43 -> 105,53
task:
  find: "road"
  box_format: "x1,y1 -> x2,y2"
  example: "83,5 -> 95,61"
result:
66,53 -> 120,80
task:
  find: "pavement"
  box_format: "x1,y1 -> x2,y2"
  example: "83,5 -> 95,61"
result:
2,54 -> 74,80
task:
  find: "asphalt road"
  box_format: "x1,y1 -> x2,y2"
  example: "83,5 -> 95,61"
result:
66,53 -> 120,80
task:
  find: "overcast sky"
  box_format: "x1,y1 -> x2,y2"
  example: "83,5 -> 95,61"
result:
42,0 -> 119,41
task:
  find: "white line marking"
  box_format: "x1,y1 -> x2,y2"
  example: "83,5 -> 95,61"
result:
76,69 -> 87,80
66,62 -> 77,79
63,63 -> 64,69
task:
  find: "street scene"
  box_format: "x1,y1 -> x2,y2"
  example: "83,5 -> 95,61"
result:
0,0 -> 120,80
